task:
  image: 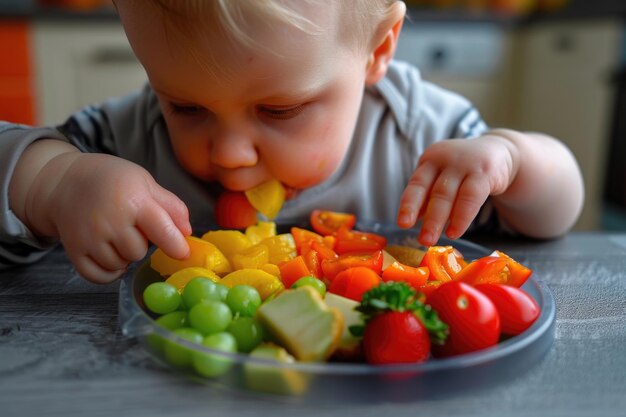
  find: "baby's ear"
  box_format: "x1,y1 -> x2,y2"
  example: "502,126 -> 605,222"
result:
365,2 -> 406,86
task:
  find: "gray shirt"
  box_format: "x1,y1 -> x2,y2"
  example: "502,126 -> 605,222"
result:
0,60 -> 497,267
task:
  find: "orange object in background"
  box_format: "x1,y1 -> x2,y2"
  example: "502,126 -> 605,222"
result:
38,0 -> 111,11
0,21 -> 36,125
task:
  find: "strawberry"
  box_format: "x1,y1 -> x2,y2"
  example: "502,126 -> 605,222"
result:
350,282 -> 448,365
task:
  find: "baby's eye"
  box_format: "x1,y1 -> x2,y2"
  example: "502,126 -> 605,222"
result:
257,104 -> 306,120
170,102 -> 206,116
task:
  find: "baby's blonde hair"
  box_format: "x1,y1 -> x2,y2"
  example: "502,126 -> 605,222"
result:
147,0 -> 399,56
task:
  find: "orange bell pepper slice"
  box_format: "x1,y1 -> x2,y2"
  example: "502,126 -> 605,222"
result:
419,246 -> 467,282
382,261 -> 430,290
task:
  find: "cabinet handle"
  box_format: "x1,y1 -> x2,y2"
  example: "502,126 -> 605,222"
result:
90,47 -> 138,64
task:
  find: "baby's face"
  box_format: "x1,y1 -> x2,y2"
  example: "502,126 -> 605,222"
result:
118,2 -> 370,196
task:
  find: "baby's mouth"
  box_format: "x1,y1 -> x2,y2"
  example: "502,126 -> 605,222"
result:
283,185 -> 301,201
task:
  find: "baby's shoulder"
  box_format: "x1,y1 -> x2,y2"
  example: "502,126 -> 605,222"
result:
367,60 -> 477,138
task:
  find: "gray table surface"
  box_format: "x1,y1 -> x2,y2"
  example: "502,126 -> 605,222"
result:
1,231 -> 625,417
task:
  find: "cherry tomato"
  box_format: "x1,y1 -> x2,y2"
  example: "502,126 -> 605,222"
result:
420,246 -> 467,282
310,210 -> 356,236
475,283 -> 540,335
427,281 -> 500,357
362,311 -> 430,364
214,191 -> 257,229
321,250 -> 384,281
334,226 -> 387,255
328,266 -> 381,302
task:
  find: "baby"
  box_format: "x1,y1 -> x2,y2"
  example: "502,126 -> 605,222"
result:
0,0 -> 584,284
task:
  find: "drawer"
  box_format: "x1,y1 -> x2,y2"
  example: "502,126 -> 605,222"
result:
395,22 -> 508,77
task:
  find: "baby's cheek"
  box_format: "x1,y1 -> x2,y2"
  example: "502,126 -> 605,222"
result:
288,152 -> 344,189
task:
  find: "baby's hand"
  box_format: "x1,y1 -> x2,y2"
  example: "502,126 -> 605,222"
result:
397,135 -> 516,246
29,153 -> 191,284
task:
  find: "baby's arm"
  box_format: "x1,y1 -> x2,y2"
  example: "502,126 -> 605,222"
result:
9,139 -> 191,283
397,129 -> 584,246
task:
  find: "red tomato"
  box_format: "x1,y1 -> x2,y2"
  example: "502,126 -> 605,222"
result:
214,191 -> 257,229
420,246 -> 467,282
310,210 -> 356,236
475,284 -> 540,335
334,226 -> 387,255
328,266 -> 381,302
427,281 -> 500,357
382,261 -> 429,289
455,251 -> 533,288
321,250 -> 384,281
362,311 -> 430,364
290,227 -> 324,255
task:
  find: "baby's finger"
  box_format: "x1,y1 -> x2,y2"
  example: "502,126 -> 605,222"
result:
397,163 -> 438,228
136,204 -> 190,260
151,187 -> 192,237
445,174 -> 491,239
418,170 -> 462,246
89,242 -> 130,272
114,227 -> 149,263
69,253 -> 126,285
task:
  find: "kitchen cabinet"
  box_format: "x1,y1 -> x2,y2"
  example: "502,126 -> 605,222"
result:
32,20 -> 146,125
0,20 -> 35,125
396,22 -> 516,127
510,18 -> 623,230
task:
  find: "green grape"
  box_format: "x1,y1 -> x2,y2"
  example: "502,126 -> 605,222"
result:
291,275 -> 326,297
188,301 -> 233,335
143,282 -> 181,314
148,311 -> 189,352
163,327 -> 203,367
155,310 -> 189,330
226,316 -> 263,353
192,332 -> 237,378
226,285 -> 262,317
215,283 -> 230,301
182,277 -> 222,308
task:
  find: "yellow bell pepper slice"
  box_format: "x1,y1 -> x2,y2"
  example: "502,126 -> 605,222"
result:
261,233 -> 297,265
245,221 -> 277,245
150,236 -> 230,276
220,268 -> 285,300
231,244 -> 270,270
245,179 -> 286,220
201,230 -> 252,260
165,266 -> 221,291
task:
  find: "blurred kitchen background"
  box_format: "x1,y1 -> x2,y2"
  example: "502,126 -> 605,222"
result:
1,0 -> 626,232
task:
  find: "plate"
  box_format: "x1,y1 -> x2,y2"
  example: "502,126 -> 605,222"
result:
118,222 -> 555,402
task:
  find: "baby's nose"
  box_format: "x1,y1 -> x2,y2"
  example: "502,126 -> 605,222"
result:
209,126 -> 259,169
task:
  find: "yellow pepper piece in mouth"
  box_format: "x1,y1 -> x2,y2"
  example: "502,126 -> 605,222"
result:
245,179 -> 286,220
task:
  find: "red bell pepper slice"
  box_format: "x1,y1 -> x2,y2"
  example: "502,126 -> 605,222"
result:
279,256 -> 312,288
456,251 -> 532,288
